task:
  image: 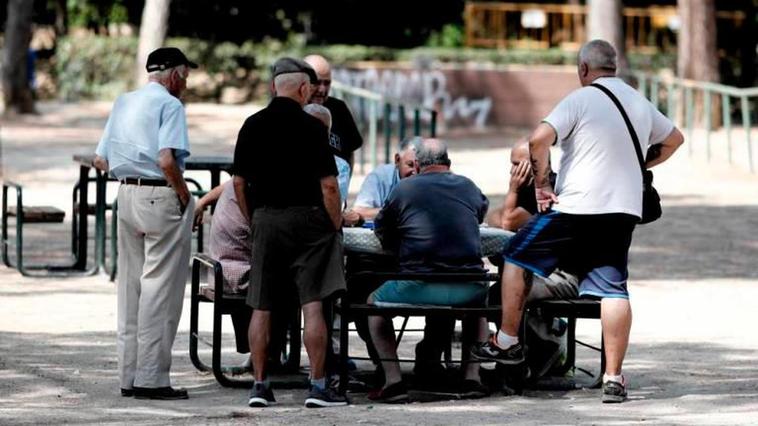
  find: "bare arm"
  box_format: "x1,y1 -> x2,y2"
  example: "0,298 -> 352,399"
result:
528,123 -> 559,212
501,201 -> 532,231
352,206 -> 381,221
158,148 -> 190,213
233,176 -> 250,223
646,127 -> 684,169
321,175 -> 342,230
93,155 -> 109,172
499,159 -> 533,230
193,182 -> 227,229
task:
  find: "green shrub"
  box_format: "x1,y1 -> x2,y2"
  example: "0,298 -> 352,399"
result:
50,34 -> 674,101
426,24 -> 465,48
55,34 -> 137,100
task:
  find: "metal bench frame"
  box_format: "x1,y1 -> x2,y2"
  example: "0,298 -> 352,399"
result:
189,253 -> 302,388
2,181 -> 97,277
335,271 -> 604,395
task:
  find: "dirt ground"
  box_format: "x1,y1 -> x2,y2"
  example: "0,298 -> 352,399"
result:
1,101 -> 758,425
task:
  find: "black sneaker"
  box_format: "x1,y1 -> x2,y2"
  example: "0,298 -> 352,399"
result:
367,381 -> 410,404
602,379 -> 628,403
248,383 -> 276,407
304,385 -> 349,408
470,339 -> 526,365
133,386 -> 188,400
459,379 -> 490,399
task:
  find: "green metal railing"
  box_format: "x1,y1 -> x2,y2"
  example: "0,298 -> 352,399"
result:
331,81 -> 437,173
628,71 -> 758,172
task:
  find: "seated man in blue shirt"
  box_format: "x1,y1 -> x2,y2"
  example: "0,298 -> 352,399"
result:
367,138 -> 490,403
348,137 -> 420,222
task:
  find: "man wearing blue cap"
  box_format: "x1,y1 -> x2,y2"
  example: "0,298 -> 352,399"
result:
94,47 -> 197,400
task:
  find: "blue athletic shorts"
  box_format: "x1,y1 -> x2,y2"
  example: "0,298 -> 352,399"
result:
370,280 -> 488,307
503,211 -> 637,299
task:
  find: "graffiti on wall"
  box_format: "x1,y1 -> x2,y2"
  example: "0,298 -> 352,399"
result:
333,68 -> 492,128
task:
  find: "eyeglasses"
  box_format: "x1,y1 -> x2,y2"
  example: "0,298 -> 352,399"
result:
315,79 -> 331,87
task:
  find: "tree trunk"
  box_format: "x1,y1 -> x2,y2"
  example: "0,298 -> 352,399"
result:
678,0 -> 720,126
134,0 -> 172,88
587,0 -> 629,73
2,0 -> 36,115
53,0 -> 68,36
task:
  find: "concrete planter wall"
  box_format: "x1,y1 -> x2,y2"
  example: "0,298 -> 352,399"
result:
334,63 -> 581,131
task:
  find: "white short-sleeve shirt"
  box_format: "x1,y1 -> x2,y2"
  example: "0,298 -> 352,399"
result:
543,77 -> 674,218
95,82 -> 190,179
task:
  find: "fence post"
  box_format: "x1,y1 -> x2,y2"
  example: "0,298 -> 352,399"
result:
383,103 -> 392,164
685,87 -> 694,156
651,77 -> 659,109
722,93 -> 732,164
398,104 -> 406,141
368,99 -> 378,171
430,110 -> 438,138
742,95 -> 754,173
704,90 -> 712,162
667,81 -> 676,121
413,109 -> 421,136
639,74 -> 648,99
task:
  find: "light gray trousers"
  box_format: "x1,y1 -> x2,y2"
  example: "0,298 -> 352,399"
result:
116,184 -> 194,389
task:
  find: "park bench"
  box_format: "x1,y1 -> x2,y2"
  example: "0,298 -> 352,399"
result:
2,181 -> 70,276
189,253 -> 303,388
335,271 -> 604,396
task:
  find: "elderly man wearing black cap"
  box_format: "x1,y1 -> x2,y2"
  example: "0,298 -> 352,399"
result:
232,57 -> 348,408
94,47 -> 197,400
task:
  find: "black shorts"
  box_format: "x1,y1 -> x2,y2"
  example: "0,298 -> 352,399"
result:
247,206 -> 346,310
503,211 -> 637,299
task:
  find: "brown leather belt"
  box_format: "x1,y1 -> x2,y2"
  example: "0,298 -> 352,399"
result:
120,177 -> 169,186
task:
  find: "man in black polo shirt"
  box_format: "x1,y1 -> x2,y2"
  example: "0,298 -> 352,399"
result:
304,54 -> 363,168
232,57 -> 347,408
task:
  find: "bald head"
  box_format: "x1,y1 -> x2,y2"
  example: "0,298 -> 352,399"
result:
577,39 -> 617,86
510,139 -> 530,166
304,54 -> 332,104
416,138 -> 451,170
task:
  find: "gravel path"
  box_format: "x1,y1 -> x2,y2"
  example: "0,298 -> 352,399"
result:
1,101 -> 757,425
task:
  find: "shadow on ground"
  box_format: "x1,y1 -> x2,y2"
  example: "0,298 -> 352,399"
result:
1,329 -> 757,425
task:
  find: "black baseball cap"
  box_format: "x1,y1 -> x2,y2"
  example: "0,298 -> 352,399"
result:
145,47 -> 198,72
271,57 -> 318,84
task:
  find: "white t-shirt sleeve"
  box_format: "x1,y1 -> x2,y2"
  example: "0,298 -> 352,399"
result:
543,91 -> 581,143
648,102 -> 675,145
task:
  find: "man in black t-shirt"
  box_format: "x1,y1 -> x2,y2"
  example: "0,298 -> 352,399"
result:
232,57 -> 347,408
304,55 -> 363,168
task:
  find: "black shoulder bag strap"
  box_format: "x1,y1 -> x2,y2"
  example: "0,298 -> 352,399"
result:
590,83 -> 646,177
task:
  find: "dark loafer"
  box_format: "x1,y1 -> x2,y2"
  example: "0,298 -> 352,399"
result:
120,388 -> 135,397
133,386 -> 189,400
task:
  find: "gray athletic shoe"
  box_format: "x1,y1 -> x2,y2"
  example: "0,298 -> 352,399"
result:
304,386 -> 349,408
248,383 -> 276,407
470,340 -> 526,365
602,379 -> 628,403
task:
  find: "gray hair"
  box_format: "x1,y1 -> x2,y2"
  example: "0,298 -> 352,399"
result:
304,103 -> 332,129
416,138 -> 450,168
274,72 -> 309,93
398,136 -> 422,153
148,64 -> 187,82
578,39 -> 617,72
